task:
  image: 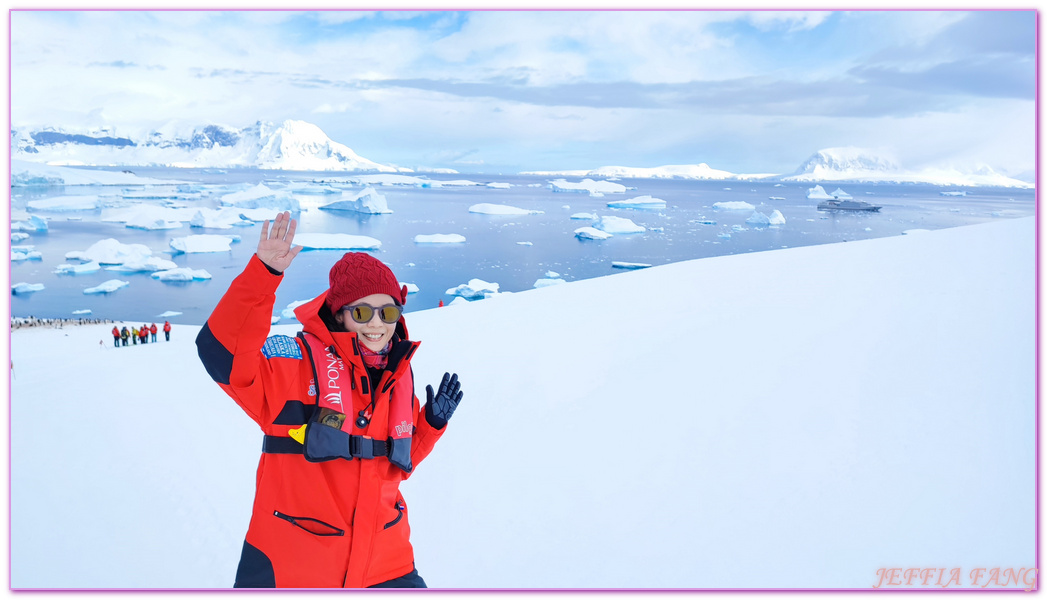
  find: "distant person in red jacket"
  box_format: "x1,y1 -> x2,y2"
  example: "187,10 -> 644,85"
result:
150,323 -> 158,343
112,326 -> 121,348
196,212 -> 463,588
139,325 -> 148,344
163,321 -> 171,341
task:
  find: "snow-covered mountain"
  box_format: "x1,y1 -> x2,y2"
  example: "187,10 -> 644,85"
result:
779,146 -> 1031,188
524,147 -> 1032,189
11,120 -> 407,173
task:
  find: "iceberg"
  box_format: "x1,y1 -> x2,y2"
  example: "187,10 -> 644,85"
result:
67,239 -> 153,265
768,210 -> 786,225
281,299 -> 312,319
83,279 -> 130,294
294,233 -> 382,251
611,262 -> 652,270
11,233 -> 29,242
570,213 -> 597,220
486,182 -> 512,189
12,250 -> 43,261
400,283 -> 420,295
549,178 -> 628,195
594,215 -> 645,234
11,215 -> 49,232
157,311 -> 183,317
769,196 -> 786,201
220,184 -> 300,212
318,187 -> 393,214
533,278 -> 566,288
545,271 -> 561,278
574,227 -> 613,240
151,268 -> 213,281
445,279 -> 500,300
746,211 -> 772,226
54,261 -> 102,274
169,235 -> 236,254
468,203 -> 543,216
105,256 -> 179,272
806,185 -> 834,200
941,191 -> 968,197
606,195 -> 667,210
712,201 -> 756,210
516,241 -> 533,246
71,309 -> 92,315
27,195 -> 101,212
829,188 -> 853,200
414,234 -> 466,244
190,208 -> 256,229
12,282 -> 45,294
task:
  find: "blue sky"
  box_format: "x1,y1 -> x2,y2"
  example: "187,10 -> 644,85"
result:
10,10 -> 1036,176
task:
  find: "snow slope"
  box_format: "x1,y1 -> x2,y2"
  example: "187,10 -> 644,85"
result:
10,217 -> 1035,589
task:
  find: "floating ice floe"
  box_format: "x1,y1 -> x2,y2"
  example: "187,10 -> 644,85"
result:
83,279 -> 129,294
414,234 -> 466,244
122,188 -> 182,200
27,195 -> 101,212
105,256 -> 178,273
55,261 -> 101,274
220,184 -> 300,212
575,227 -> 613,240
612,262 -> 652,270
806,185 -> 834,200
400,282 -> 420,295
170,234 -> 238,254
769,196 -> 786,201
545,271 -> 560,278
594,215 -> 645,234
281,299 -> 313,320
712,201 -> 755,210
468,203 -> 543,216
157,311 -> 183,317
72,309 -> 92,315
516,241 -> 533,246
190,208 -> 258,229
12,282 -> 45,294
67,238 -> 153,265
294,233 -> 382,251
446,279 -> 500,300
533,278 -> 566,288
606,195 -> 667,210
549,178 -> 628,195
570,212 -> 597,220
11,232 -> 29,242
151,267 -> 213,281
126,214 -> 184,230
717,232 -> 732,240
732,225 -> 747,232
941,191 -> 967,197
768,210 -> 786,225
319,187 -> 393,214
486,182 -> 512,189
12,250 -> 43,261
11,215 -> 49,232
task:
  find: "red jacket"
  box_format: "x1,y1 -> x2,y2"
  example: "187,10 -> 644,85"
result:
150,324 -> 158,334
196,255 -> 446,588
163,322 -> 171,332
112,327 -> 120,337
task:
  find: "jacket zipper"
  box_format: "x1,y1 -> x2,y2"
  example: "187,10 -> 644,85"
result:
273,510 -> 345,536
383,501 -> 405,529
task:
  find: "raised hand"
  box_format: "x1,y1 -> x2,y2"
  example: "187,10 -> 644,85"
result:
257,211 -> 302,273
425,372 -> 463,430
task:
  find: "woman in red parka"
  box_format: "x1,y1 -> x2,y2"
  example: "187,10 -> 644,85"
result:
196,211 -> 462,588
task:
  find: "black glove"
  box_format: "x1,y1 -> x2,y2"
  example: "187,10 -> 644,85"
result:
425,372 -> 463,430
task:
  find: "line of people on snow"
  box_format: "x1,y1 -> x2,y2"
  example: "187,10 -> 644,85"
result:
112,321 -> 172,347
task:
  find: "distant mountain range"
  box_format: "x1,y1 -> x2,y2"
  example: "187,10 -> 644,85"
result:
10,121 -> 1033,188
10,120 -> 408,173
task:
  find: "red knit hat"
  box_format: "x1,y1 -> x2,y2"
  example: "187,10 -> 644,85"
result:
324,252 -> 407,314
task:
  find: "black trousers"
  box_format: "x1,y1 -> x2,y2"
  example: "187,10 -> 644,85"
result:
368,568 -> 427,588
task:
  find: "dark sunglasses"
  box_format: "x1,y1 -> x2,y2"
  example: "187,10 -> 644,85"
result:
343,303 -> 402,324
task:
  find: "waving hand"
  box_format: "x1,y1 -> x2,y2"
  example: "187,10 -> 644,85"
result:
257,211 -> 302,273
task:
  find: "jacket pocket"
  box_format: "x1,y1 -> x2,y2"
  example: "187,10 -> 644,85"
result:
383,500 -> 405,530
273,510 -> 345,536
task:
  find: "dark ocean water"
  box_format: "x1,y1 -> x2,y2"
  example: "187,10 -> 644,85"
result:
10,167 -> 1035,325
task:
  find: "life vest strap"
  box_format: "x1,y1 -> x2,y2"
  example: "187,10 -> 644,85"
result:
262,434 -> 389,459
